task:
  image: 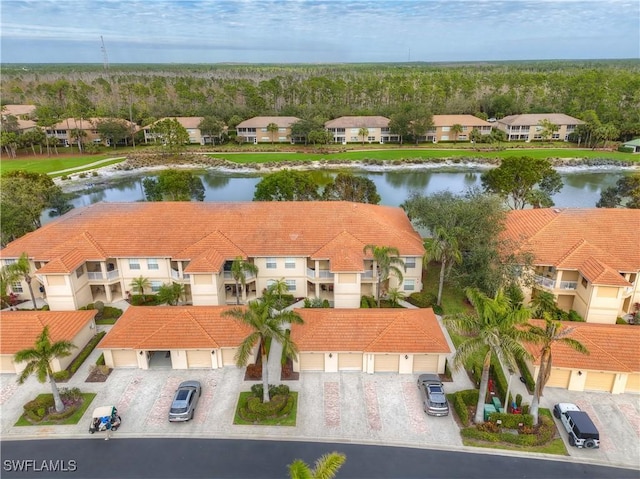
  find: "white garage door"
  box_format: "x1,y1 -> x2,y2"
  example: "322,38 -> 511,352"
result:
0,355 -> 15,374
187,350 -> 211,368
299,353 -> 325,371
584,371 -> 616,392
374,354 -> 400,372
546,368 -> 571,388
625,374 -> 640,394
338,353 -> 363,371
412,354 -> 438,373
221,348 -> 237,366
112,350 -> 138,368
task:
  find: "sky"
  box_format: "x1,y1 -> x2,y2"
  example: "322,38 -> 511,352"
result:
1,0 -> 639,64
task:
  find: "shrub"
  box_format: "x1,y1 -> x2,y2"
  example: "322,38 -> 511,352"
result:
93,300 -> 105,313
618,146 -> 633,153
48,405 -> 78,420
360,296 -> 369,308
250,383 -> 289,399
522,404 -> 530,415
515,394 -> 522,408
567,310 -> 584,322
52,370 -> 70,382
61,387 -> 82,401
448,392 -> 470,426
68,331 -> 106,375
488,412 -> 534,428
458,389 -> 479,406
490,356 -> 509,402
406,291 -> 438,308
101,306 -> 123,319
516,356 -> 535,393
96,353 -> 105,366
616,317 -> 628,324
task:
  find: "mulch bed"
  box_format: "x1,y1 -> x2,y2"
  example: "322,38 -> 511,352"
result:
85,367 -> 113,382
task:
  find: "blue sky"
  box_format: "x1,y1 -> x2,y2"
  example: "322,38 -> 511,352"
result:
1,0 -> 638,63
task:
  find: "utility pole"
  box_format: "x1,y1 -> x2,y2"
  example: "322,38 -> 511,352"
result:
101,36 -> 109,71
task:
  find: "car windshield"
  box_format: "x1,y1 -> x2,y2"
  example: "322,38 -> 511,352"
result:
427,384 -> 443,393
170,406 -> 188,414
176,389 -> 190,401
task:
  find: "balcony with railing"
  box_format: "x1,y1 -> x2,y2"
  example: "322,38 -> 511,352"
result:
559,281 -> 577,290
87,269 -> 120,281
534,274 -> 556,289
306,268 -> 334,280
171,269 -> 191,282
222,271 -> 254,281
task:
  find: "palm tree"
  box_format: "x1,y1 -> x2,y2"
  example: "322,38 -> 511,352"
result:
7,253 -> 38,308
363,244 -> 405,307
527,316 -> 588,425
450,124 -> 463,144
445,288 -> 533,424
424,227 -> 462,307
130,275 -> 150,297
231,257 -> 259,305
266,122 -> 279,145
288,452 -> 347,479
530,290 -> 558,318
222,297 -> 303,403
156,282 -> 185,305
386,287 -> 406,307
14,326 -> 76,413
358,127 -> 369,145
266,278 -> 289,310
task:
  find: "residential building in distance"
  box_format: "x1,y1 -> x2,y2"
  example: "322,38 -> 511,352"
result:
523,320 -> 640,394
46,117 -> 138,147
622,138 -> 640,153
142,117 -> 213,145
426,115 -> 493,142
235,116 -> 301,144
495,113 -> 584,141
324,116 -> 399,144
504,208 -> 640,324
1,104 -> 37,120
1,202 -> 425,311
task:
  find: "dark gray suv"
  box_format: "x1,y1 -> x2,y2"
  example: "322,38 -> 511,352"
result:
169,381 -> 201,422
417,374 -> 449,417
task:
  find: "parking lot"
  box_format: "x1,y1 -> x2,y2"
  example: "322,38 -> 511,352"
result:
1,356 -> 639,470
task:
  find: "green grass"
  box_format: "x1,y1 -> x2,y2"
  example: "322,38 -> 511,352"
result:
233,391 -> 298,426
422,261 -> 470,316
1,155 -> 125,176
462,437 -> 568,455
14,393 -> 96,426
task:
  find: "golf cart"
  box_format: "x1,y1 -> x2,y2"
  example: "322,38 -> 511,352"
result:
89,405 -> 121,434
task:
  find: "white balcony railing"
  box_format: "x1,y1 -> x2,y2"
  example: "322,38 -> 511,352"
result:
559,281 -> 577,290
318,270 -> 334,279
88,269 -> 120,281
222,271 -> 254,280
307,268 -> 315,278
534,275 -> 556,289
88,272 -> 103,280
361,270 -> 374,279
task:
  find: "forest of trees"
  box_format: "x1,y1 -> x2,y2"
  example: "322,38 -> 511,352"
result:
1,60 -> 639,141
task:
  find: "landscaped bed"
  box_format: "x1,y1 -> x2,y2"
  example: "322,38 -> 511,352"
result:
15,389 -> 96,427
234,385 -> 297,426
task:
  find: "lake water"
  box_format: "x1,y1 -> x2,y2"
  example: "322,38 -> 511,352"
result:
64,167 -> 634,211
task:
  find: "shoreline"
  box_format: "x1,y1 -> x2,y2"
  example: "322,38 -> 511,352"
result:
55,157 -> 639,194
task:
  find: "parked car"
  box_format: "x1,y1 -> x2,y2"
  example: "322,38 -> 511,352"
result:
553,402 -> 600,449
417,374 -> 449,416
169,381 -> 201,422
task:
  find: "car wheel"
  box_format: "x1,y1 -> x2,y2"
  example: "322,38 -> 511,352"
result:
111,426 -> 118,432
568,435 -> 575,446
89,429 -> 94,434
553,408 -> 560,419
585,439 -> 596,449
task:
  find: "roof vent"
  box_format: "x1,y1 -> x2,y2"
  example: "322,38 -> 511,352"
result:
553,208 -> 561,214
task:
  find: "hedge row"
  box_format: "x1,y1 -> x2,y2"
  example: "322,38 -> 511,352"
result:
462,411 -> 556,447
449,393 -> 469,426
68,332 -> 106,376
488,412 -> 534,428
516,356 -> 536,394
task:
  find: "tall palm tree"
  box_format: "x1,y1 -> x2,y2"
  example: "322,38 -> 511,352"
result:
130,275 -> 150,297
288,452 -> 347,479
7,252 -> 38,308
358,127 -> 369,145
424,227 -> 462,307
266,122 -> 279,145
530,290 -> 557,318
445,288 -> 533,424
222,297 -> 303,403
363,244 -> 405,307
527,316 -> 588,425
266,278 -> 289,310
450,123 -> 463,144
14,326 -> 76,413
231,256 -> 258,305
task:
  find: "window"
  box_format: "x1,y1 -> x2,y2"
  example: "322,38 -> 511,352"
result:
285,279 -> 296,291
350,128 -> 359,134
368,136 -> 375,142
11,281 -> 23,293
76,266 -> 84,278
350,136 -> 358,142
285,258 -> 295,269
279,128 -> 286,132
404,258 -> 416,269
266,258 -> 276,269
261,128 -> 267,132
147,259 -> 159,270
403,279 -> 415,291
151,281 -> 162,292
266,279 -> 276,288
581,277 -> 588,288
129,259 -> 140,270
442,126 -> 450,132
4,259 -> 16,266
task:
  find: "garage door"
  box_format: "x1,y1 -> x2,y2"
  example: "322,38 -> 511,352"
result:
221,348 -> 237,366
625,374 -> 640,394
584,371 -> 616,392
187,350 -> 211,368
374,354 -> 399,373
412,354 -> 438,373
299,353 -> 325,371
0,355 -> 15,374
112,350 -> 138,368
546,368 -> 571,388
338,353 -> 363,371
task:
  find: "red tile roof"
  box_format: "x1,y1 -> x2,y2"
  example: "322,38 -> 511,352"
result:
1,202 -> 425,274
291,309 -> 450,354
324,116 -> 390,128
98,306 -> 253,350
525,320 -> 640,373
504,208 -> 640,286
0,310 -> 97,354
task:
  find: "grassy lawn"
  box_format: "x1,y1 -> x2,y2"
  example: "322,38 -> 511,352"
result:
1,154 -> 126,176
14,393 -> 96,426
233,391 -> 298,426
422,261 -> 470,316
462,437 -> 568,455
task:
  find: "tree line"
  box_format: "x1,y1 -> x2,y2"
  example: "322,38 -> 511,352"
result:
1,61 -> 638,142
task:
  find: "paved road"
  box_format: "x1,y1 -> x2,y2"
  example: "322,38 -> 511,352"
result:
2,438 -> 637,479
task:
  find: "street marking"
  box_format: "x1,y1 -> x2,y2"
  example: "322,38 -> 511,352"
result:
364,382 -> 381,431
117,376 -> 144,416
324,382 -> 340,428
402,381 -> 428,434
147,376 -> 181,425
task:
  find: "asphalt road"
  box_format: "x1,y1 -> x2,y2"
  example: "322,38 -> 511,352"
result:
1,439 -> 636,479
